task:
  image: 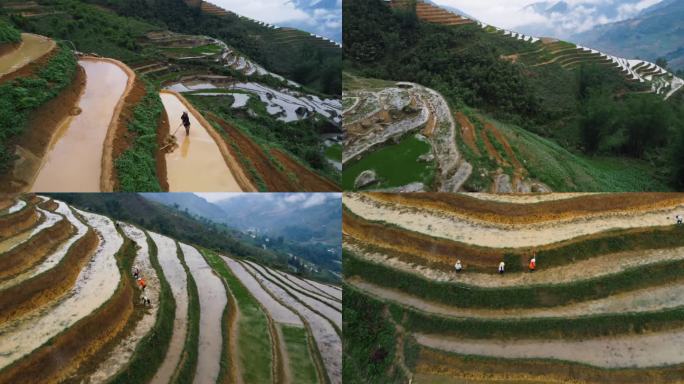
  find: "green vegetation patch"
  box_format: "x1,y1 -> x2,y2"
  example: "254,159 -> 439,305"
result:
497,118 -> 670,191
343,285 -> 407,384
109,231 -> 176,383
0,43 -> 77,172
344,250 -> 684,309
281,325 -> 319,384
0,20 -> 21,44
114,81 -> 164,192
342,134 -> 435,190
202,250 -> 273,384
325,143 -> 342,162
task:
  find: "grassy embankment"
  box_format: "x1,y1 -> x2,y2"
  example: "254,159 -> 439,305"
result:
0,43 -> 77,172
114,81 -> 164,192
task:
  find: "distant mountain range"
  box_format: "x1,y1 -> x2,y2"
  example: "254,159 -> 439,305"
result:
513,0 -> 667,40
571,0 -> 684,70
143,193 -> 342,245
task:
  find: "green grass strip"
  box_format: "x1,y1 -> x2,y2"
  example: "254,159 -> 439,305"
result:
173,241 -> 200,384
348,283 -> 684,340
109,230 -> 176,383
202,250 -> 273,383
0,20 -> 21,44
281,325 -> 319,384
344,250 -> 684,309
342,285 -> 407,384
114,80 -> 164,192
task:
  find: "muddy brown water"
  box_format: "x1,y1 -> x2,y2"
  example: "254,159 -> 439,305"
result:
222,256 -> 302,326
149,232 -> 189,384
160,92 -> 241,191
0,201 -> 87,291
345,194 -> 684,248
242,260 -> 341,384
180,243 -> 227,384
415,330 -> 684,368
0,209 -> 122,370
30,60 -> 129,192
0,33 -> 54,77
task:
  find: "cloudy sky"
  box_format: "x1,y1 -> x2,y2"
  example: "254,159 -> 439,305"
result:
212,0 -> 341,42
195,193 -> 341,209
432,0 -> 663,38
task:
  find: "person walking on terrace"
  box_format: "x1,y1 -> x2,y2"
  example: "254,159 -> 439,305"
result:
498,261 -> 505,274
529,256 -> 536,272
181,111 -> 191,135
454,259 -> 463,273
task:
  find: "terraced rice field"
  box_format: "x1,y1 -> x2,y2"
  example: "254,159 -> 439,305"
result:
30,58 -> 134,192
0,194 -> 340,384
344,192 -> 684,383
0,33 -> 54,78
159,91 -> 251,192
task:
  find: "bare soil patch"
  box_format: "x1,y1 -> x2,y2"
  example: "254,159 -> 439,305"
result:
271,149 -> 340,192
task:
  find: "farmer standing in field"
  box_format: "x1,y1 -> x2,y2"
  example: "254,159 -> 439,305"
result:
498,261 -> 505,274
181,111 -> 191,135
137,277 -> 147,291
454,259 -> 463,273
529,256 -> 536,272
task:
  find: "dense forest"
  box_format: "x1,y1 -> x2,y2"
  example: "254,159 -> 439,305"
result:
343,0 -> 684,188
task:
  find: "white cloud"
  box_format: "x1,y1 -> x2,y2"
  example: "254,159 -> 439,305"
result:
212,0 -> 310,24
432,0 -> 663,38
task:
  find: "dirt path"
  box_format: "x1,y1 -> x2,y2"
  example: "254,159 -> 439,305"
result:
30,59 -> 131,191
149,231 -> 189,384
160,91 -> 246,192
345,241 -> 684,288
0,33 -> 54,78
88,223 -> 160,383
222,256 -> 302,326
415,329 -> 684,368
349,276 -> 684,320
344,194 -> 684,248
180,243 -> 227,384
241,260 -> 341,384
0,201 -> 87,290
465,193 -> 596,204
0,209 -> 121,370
454,112 -> 479,155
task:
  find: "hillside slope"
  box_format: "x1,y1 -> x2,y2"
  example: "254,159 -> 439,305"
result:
572,0 -> 684,71
343,0 -> 684,191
